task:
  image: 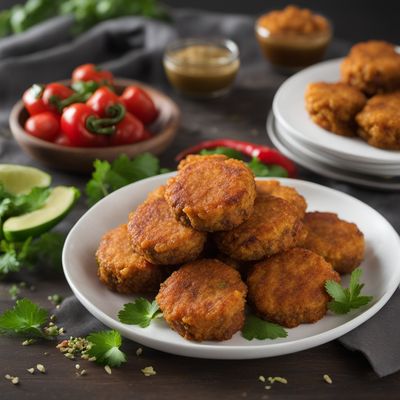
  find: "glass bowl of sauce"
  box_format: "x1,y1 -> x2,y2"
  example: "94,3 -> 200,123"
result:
255,5 -> 332,72
163,38 -> 240,98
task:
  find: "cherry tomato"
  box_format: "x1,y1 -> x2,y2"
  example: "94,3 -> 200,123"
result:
86,87 -> 120,117
61,104 -> 109,147
120,86 -> 158,125
72,64 -> 114,85
23,84 -> 48,116
42,83 -> 74,113
25,112 -> 60,142
110,112 -> 146,146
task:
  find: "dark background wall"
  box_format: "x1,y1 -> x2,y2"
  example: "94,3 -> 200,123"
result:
1,0 -> 399,43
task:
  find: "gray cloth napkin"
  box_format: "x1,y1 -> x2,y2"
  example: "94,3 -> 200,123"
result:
0,8 -> 399,378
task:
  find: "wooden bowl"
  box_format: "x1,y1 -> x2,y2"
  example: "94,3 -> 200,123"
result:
10,79 -> 180,174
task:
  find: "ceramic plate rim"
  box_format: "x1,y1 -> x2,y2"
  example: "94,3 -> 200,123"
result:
63,173 -> 400,359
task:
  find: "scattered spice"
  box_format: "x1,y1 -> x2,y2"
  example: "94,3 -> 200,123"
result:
268,376 -> 288,384
5,374 -> 20,385
56,337 -> 92,361
265,386 -> 271,390
136,347 -> 143,356
80,369 -> 87,376
323,374 -> 333,384
22,339 -> 36,346
258,375 -> 266,383
75,364 -> 80,370
36,364 -> 45,373
27,368 -> 35,374
141,366 -> 156,377
48,294 -> 63,306
104,365 -> 112,375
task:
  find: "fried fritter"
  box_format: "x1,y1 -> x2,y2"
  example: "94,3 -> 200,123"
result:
214,195 -> 305,261
96,224 -> 166,294
356,91 -> 400,149
128,186 -> 206,265
305,82 -> 367,136
302,212 -> 365,274
156,259 -> 247,341
165,155 -> 256,232
248,248 -> 340,328
256,180 -> 307,218
341,40 -> 400,96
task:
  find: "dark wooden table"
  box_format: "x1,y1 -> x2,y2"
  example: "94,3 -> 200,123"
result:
1,15 -> 400,399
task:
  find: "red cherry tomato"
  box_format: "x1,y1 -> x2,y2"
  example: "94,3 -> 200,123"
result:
61,104 -> 109,147
110,112 -> 146,146
86,87 -> 120,117
72,64 -> 114,85
23,84 -> 48,116
25,112 -> 60,142
120,86 -> 158,125
42,83 -> 74,113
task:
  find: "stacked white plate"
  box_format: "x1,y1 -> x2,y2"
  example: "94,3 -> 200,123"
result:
268,58 -> 400,191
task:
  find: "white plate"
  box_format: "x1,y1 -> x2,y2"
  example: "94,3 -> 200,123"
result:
268,113 -> 400,191
273,58 -> 400,165
63,172 -> 400,359
275,118 -> 400,177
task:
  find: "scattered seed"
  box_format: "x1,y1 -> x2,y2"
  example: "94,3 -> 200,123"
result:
56,305 -> 60,309
5,374 -> 12,380
141,366 -> 156,377
268,376 -> 287,384
258,375 -> 266,383
36,364 -> 45,373
44,352 -> 49,356
50,314 -> 56,322
104,365 -> 112,375
323,374 -> 333,384
65,353 -> 75,360
48,294 -> 63,305
88,356 -> 96,362
265,386 -> 271,390
22,339 -> 35,346
80,369 -> 87,376
27,368 -> 35,374
136,347 -> 143,356
75,364 -> 80,370
11,377 -> 19,385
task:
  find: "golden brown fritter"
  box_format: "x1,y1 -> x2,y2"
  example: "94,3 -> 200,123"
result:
165,155 -> 256,232
341,41 -> 400,96
302,212 -> 365,274
96,224 -> 166,294
128,186 -> 206,265
156,259 -> 247,341
305,82 -> 367,136
214,195 -> 305,261
256,180 -> 307,218
356,91 -> 400,150
248,248 -> 340,328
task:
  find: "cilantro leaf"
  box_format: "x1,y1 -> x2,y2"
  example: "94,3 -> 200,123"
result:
86,153 -> 166,206
0,238 -> 31,278
87,330 -> 127,367
325,268 -> 373,315
11,187 -> 51,215
242,315 -> 287,340
247,157 -> 289,178
118,298 -> 162,328
0,298 -> 48,338
200,147 -> 245,160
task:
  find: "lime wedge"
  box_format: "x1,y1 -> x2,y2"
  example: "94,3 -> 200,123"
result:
3,186 -> 79,241
0,164 -> 51,195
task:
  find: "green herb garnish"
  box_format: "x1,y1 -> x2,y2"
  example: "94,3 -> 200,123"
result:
118,298 -> 162,328
241,315 -> 288,341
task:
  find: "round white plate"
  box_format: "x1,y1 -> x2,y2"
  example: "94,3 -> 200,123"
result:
275,117 -> 400,177
273,58 -> 400,165
268,113 -> 400,191
63,172 -> 400,359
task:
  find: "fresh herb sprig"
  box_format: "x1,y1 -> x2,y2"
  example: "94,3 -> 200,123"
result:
241,315 -> 287,341
325,268 -> 373,314
86,153 -> 170,206
118,298 -> 162,328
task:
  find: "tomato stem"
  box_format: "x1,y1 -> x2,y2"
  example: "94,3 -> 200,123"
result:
86,104 -> 126,135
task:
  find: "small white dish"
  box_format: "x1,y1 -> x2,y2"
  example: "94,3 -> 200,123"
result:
268,113 -> 400,191
273,58 -> 400,165
63,172 -> 400,359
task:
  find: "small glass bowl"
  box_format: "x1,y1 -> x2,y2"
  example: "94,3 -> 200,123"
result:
163,38 -> 240,98
255,13 -> 332,73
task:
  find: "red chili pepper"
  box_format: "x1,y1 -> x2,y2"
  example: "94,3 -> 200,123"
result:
86,87 -> 121,117
72,63 -> 114,85
175,139 -> 297,177
110,112 -> 147,146
120,86 -> 158,125
42,83 -> 74,113
25,112 -> 60,142
23,84 -> 48,116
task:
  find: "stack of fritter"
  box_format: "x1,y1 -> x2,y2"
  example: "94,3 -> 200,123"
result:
305,40 -> 400,149
96,155 -> 365,341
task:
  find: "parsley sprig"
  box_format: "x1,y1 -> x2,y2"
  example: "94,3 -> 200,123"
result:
118,298 -> 162,328
241,315 -> 287,341
325,268 -> 373,314
86,154 -> 170,206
